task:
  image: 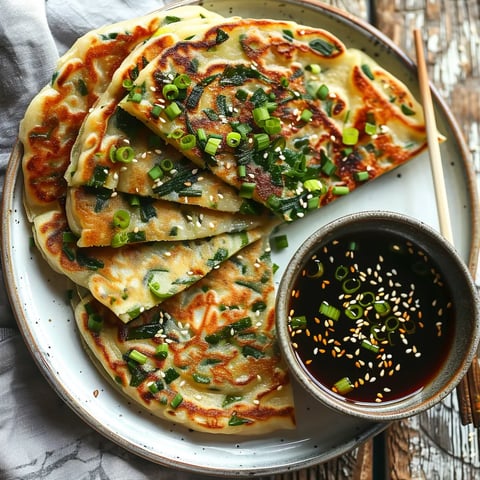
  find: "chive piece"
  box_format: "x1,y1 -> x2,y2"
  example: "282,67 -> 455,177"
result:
162,83 -> 179,100
316,84 -> 329,100
87,312 -> 103,333
253,106 -> 270,125
237,165 -> 246,177
345,304 -> 364,320
204,137 -> 221,155
359,291 -> 376,307
361,64 -> 375,80
401,104 -> 416,116
164,102 -> 182,120
300,108 -> 313,122
254,133 -> 270,151
333,377 -> 354,395
197,128 -> 207,142
365,122 -> 376,135
226,131 -> 242,148
222,394 -> 243,407
154,343 -> 168,360
319,301 -> 340,321
148,164 -> 164,180
342,127 -> 359,145
374,300 -> 391,316
303,179 -> 324,192
332,185 -> 350,195
272,234 -> 289,250
148,380 -> 164,394
361,340 -> 380,354
167,128 -> 184,140
62,231 -> 77,243
334,265 -> 348,281
306,63 -> 321,74
354,171 -> 369,182
342,277 -> 361,293
128,349 -> 148,365
114,146 -> 135,163
235,88 -> 248,101
264,117 -> 282,135
170,393 -> 183,409
173,73 -> 191,89
179,134 -> 196,150
111,231 -> 128,248
164,368 -> 180,384
151,104 -> 163,118
192,373 -> 211,384
228,413 -> 251,426
289,315 -> 307,329
239,182 -> 255,199
113,209 -> 130,229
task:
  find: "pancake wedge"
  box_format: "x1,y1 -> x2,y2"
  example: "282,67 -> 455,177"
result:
66,186 -> 269,247
119,18 -> 431,221
74,236 -> 295,434
21,5 -> 223,221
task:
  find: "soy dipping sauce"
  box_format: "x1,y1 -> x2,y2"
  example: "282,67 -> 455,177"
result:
288,228 -> 455,404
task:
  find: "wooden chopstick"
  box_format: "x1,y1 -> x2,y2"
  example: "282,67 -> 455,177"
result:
413,29 -> 480,426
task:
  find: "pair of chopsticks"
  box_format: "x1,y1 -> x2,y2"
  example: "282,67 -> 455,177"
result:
414,29 -> 480,426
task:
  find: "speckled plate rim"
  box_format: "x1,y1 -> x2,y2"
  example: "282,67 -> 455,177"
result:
1,0 -> 478,476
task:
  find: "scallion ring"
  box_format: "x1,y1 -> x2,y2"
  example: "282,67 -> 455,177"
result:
173,73 -> 191,89
226,131 -> 242,148
113,209 -> 130,229
114,146 -> 135,163
179,134 -> 196,150
162,83 -> 179,100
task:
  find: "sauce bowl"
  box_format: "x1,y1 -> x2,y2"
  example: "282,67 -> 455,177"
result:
275,210 -> 480,420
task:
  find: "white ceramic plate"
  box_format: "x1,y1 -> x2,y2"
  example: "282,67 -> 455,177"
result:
2,0 -> 479,476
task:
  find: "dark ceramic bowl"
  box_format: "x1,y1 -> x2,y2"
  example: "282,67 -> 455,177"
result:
276,211 -> 480,420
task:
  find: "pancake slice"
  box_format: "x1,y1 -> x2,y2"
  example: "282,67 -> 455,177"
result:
119,18 -> 430,221
74,236 -> 295,434
33,207 -> 277,321
66,186 -> 269,247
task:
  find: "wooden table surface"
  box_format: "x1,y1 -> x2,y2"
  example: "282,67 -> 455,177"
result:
263,0 -> 480,478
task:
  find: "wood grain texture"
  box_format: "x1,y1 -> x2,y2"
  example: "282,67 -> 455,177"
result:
374,0 -> 480,478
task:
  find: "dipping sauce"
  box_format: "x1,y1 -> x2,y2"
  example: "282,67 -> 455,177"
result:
288,228 -> 454,404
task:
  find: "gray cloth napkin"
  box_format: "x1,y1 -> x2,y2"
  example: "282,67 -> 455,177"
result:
0,1 -> 220,478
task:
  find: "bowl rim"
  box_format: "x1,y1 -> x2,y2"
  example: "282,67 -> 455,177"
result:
275,210 -> 480,421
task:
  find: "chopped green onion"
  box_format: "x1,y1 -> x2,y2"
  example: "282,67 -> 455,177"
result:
148,164 -> 164,180
354,171 -> 369,182
334,265 -> 348,281
365,122 -> 376,135
160,158 -> 174,172
170,393 -> 183,409
342,127 -> 359,145
361,340 -> 380,354
333,377 -> 354,395
162,83 -> 179,100
179,134 -> 196,150
235,88 -> 248,101
342,277 -> 361,293
151,104 -> 163,118
197,128 -> 207,142
237,165 -> 246,177
173,73 -> 191,89
374,300 -> 391,316
307,196 -> 320,210
167,128 -> 184,139
154,343 -> 168,359
87,312 -> 103,333
332,185 -> 350,195
62,231 -> 77,243
306,63 -> 321,74
361,64 -> 374,80
254,133 -> 270,151
345,304 -> 364,320
289,315 -> 307,329
113,209 -> 130,229
401,104 -> 416,116
148,380 -> 164,394
359,291 -> 376,307
252,106 -> 270,125
300,108 -> 313,122
272,234 -> 289,250
226,131 -> 242,148
263,117 -> 282,135
114,146 -> 135,163
319,301 -> 340,321
303,179 -> 324,192
306,259 -> 324,278
128,349 -> 147,365
239,182 -> 256,199
164,102 -> 182,120
122,78 -> 134,90
204,137 -> 222,155
192,373 -> 211,384
111,231 -> 129,248
316,84 -> 329,100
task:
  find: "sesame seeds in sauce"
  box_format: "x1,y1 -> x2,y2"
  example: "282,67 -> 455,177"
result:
288,229 -> 454,404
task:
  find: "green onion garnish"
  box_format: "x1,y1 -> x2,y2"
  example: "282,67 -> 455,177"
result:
354,171 -> 369,182
148,164 -> 164,180
319,301 -> 340,321
361,340 -> 380,354
300,108 -> 313,122
170,393 -> 183,409
128,349 -> 148,365
204,137 -> 222,155
290,315 -> 307,329
114,146 -> 135,163
254,132 -> 270,151
316,84 -> 329,100
162,83 -> 179,100
173,73 -> 191,89
252,106 -> 270,125
272,234 -> 289,250
342,127 -> 359,145
345,304 -> 364,320
154,343 -> 168,359
239,182 -> 256,199
112,209 -> 130,229
332,185 -> 350,195
179,134 -> 196,150
333,377 -> 354,395
226,131 -> 242,148
164,102 -> 182,120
